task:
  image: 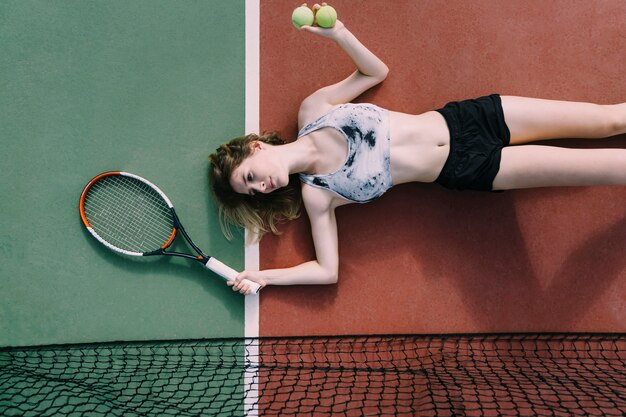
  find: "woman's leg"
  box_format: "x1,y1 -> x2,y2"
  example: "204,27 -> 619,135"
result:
493,145 -> 626,190
501,96 -> 626,145
492,96 -> 626,190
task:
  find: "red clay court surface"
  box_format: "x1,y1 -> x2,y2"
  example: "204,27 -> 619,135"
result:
257,0 -> 626,337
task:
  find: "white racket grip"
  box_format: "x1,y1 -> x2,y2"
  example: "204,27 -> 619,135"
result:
205,257 -> 261,294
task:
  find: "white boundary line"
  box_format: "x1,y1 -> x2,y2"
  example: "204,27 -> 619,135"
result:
244,0 -> 260,341
244,0 -> 260,415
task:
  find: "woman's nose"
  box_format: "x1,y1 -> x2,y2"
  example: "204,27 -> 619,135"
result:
252,181 -> 266,194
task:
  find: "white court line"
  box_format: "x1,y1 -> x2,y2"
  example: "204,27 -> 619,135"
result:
244,0 -> 260,415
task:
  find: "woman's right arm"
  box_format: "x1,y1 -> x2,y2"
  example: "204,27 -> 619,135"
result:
229,186 -> 340,294
297,20 -> 389,127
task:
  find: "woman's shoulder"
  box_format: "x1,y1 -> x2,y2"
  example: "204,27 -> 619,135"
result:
298,100 -> 337,131
300,181 -> 353,212
298,102 -> 386,137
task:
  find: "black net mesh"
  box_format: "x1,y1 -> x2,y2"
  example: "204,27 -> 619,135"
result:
1,333 -> 625,416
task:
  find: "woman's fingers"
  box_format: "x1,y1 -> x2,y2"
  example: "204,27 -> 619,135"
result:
228,271 -> 265,295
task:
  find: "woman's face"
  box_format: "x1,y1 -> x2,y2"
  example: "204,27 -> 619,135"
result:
230,142 -> 287,196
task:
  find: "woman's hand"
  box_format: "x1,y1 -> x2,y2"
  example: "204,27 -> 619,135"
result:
300,19 -> 345,39
227,270 -> 267,295
295,3 -> 388,112
299,3 -> 345,40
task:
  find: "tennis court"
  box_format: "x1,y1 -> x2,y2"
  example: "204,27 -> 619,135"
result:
1,0 -> 248,347
1,1 -> 625,415
257,0 -> 626,337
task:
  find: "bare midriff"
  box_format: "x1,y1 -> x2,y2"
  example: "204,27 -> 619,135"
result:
389,110 -> 451,185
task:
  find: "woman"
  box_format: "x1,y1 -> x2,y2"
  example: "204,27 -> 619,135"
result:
210,19 -> 626,295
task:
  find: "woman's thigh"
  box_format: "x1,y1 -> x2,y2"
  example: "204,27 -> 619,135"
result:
493,144 -> 626,190
500,96 -> 623,145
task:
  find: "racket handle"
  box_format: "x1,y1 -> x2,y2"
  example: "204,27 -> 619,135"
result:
205,257 -> 261,294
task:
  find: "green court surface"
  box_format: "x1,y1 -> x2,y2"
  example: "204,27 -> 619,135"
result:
0,1 -> 247,347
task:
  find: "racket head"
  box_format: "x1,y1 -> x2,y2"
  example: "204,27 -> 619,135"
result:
79,171 -> 177,256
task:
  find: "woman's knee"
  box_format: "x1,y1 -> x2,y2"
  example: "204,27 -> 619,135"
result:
604,103 -> 626,137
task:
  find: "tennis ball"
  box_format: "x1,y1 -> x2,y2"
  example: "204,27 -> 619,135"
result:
292,5 -> 314,28
315,5 -> 337,28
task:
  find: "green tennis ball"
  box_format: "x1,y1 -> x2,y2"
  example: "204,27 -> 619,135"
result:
292,5 -> 314,28
315,5 -> 337,28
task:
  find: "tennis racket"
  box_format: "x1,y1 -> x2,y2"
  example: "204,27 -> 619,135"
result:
79,171 -> 261,294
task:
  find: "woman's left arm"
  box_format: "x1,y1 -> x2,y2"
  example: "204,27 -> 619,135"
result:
227,192 -> 340,293
298,21 -> 389,123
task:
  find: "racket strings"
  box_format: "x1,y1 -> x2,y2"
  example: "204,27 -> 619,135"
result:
85,179 -> 173,251
85,182 -> 172,250
83,175 -> 175,253
87,183 -> 171,241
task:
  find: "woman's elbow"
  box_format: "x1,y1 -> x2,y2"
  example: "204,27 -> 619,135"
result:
381,64 -> 390,79
363,65 -> 388,83
375,63 -> 389,81
322,271 -> 339,285
318,267 -> 338,285
371,66 -> 389,86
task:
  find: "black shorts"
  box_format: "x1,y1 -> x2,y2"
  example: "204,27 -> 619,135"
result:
434,94 -> 510,191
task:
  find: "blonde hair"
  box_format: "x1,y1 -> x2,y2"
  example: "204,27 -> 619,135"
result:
208,132 -> 302,243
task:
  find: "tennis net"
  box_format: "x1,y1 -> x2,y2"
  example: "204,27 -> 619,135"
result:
1,333 -> 625,416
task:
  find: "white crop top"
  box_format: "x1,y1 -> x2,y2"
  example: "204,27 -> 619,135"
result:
298,103 -> 392,203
